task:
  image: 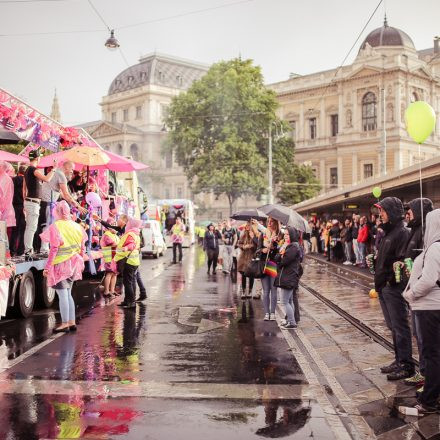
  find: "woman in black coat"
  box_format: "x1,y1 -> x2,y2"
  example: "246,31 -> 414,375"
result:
274,227 -> 302,329
203,224 -> 222,274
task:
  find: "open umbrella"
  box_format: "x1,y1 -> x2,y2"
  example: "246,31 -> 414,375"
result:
64,146 -> 110,166
0,150 -> 29,163
231,209 -> 267,222
259,204 -> 310,233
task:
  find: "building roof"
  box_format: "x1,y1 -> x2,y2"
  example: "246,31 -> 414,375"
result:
359,17 -> 415,52
108,52 -> 209,95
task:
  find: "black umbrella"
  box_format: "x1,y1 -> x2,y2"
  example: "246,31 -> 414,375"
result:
259,204 -> 310,233
230,209 -> 268,222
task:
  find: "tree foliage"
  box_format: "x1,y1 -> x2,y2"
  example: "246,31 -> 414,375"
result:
165,57 -> 320,212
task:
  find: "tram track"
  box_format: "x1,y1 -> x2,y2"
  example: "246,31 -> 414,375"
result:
300,256 -> 419,367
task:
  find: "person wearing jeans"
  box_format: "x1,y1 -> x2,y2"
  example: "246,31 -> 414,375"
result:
403,209 -> 440,414
258,217 -> 280,321
23,150 -> 55,256
171,217 -> 185,264
274,227 -> 301,329
357,216 -> 369,268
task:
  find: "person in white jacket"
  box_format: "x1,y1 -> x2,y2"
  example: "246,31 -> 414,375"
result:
403,208 -> 440,415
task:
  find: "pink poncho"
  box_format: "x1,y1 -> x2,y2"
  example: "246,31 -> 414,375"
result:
40,201 -> 87,288
0,162 -> 16,227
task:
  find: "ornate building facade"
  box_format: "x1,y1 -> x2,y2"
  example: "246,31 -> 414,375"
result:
81,52 -> 258,220
269,19 -> 440,192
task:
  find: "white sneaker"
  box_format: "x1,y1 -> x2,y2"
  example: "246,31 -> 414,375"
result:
264,313 -> 270,321
269,314 -> 276,321
281,319 -> 287,326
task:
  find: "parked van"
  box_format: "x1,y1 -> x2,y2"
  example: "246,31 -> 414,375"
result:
141,220 -> 166,258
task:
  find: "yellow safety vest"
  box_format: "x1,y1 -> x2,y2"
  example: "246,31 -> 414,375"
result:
114,231 -> 140,267
53,220 -> 83,265
101,230 -> 120,263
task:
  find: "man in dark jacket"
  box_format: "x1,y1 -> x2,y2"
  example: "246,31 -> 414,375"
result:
402,198 -> 433,388
373,197 -> 414,380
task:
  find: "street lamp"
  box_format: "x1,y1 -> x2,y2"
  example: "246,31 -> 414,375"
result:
105,30 -> 120,50
268,120 -> 284,205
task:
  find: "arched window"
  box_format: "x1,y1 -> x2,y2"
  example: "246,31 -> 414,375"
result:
362,92 -> 377,131
130,143 -> 139,161
411,92 -> 419,103
117,144 -> 123,156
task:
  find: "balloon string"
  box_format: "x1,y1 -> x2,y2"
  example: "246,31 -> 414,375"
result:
419,143 -> 424,249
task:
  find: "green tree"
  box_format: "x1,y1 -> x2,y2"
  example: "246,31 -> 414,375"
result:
165,58 -> 276,214
272,135 -> 321,205
165,57 -> 320,213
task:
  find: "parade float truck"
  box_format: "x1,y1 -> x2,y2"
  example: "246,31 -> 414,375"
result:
157,199 -> 196,248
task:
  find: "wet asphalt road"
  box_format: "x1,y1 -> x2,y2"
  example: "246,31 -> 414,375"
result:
0,247 -> 334,440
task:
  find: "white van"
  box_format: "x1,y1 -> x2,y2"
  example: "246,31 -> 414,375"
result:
141,220 -> 166,258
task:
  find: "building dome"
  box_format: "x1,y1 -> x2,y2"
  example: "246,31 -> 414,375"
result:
359,17 -> 415,52
108,52 -> 208,95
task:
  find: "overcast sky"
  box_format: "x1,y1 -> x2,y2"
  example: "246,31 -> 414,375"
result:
1,0 -> 439,125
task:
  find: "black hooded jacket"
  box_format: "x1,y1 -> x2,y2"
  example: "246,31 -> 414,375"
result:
374,197 -> 410,291
274,227 -> 302,290
405,198 -> 433,260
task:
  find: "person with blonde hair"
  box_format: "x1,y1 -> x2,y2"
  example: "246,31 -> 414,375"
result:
41,201 -> 87,333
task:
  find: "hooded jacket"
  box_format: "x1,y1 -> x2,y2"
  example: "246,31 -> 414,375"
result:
374,197 -> 410,291
403,209 -> 440,310
274,227 -> 301,290
405,198 -> 433,260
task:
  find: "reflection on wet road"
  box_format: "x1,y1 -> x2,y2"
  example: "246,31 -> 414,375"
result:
0,247 -> 336,439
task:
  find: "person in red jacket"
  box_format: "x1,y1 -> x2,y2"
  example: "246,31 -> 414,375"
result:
357,216 -> 369,268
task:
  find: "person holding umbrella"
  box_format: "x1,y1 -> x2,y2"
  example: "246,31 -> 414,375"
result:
237,221 -> 259,299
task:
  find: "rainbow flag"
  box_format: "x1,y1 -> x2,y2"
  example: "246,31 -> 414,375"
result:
264,260 -> 278,278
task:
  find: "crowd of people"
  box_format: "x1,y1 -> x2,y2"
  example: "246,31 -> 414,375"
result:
200,218 -> 304,329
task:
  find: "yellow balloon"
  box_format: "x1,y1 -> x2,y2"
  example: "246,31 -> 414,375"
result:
369,289 -> 378,298
405,101 -> 436,144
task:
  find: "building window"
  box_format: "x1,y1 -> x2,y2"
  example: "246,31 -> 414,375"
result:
111,112 -> 116,123
217,211 -> 223,220
362,92 -> 377,131
330,114 -> 338,137
117,144 -> 123,155
309,117 -> 317,140
289,120 -> 296,141
386,103 -> 394,122
165,151 -> 173,169
411,92 -> 419,103
176,186 -> 183,198
128,76 -> 134,86
176,75 -> 183,86
158,71 -> 164,81
130,143 -> 139,161
330,167 -> 338,187
363,163 -> 373,178
123,109 -> 129,122
140,71 -> 147,81
136,106 -> 142,120
160,103 -> 169,121
165,188 -> 170,199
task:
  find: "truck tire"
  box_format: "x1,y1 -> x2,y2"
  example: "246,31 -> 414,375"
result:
35,272 -> 56,309
14,271 -> 35,318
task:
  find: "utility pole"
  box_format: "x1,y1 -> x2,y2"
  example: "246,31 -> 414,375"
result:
381,87 -> 387,175
268,123 -> 274,204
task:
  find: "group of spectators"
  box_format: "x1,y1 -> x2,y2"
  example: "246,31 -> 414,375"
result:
308,197 -> 440,416
308,213 -> 392,267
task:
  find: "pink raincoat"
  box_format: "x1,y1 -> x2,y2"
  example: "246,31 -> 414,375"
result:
40,201 -> 87,288
0,162 -> 16,227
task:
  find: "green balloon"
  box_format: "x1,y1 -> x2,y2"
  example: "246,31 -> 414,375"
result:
372,187 -> 382,198
405,101 -> 436,144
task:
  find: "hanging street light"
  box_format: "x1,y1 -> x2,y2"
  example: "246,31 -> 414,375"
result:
105,29 -> 120,50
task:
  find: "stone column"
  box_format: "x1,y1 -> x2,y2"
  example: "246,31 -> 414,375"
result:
320,99 -> 326,138
320,159 -> 326,190
352,90 -> 358,132
352,154 -> 358,184
395,81 -> 401,129
337,155 -> 343,188
299,102 -> 305,143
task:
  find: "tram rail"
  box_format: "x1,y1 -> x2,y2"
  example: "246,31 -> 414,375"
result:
300,256 -> 419,367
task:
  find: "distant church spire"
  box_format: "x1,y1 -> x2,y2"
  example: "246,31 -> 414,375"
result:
50,88 -> 61,122
384,13 -> 388,27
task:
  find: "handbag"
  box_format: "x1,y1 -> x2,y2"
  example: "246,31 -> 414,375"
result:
244,251 -> 268,279
263,260 -> 278,278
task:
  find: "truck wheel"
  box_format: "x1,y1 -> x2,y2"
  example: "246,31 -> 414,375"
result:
14,271 -> 35,318
35,273 -> 56,309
